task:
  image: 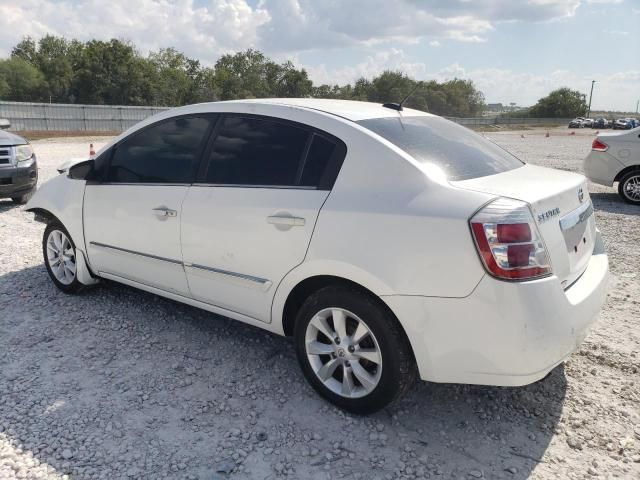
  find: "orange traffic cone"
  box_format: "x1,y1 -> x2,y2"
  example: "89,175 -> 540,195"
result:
89,144 -> 96,157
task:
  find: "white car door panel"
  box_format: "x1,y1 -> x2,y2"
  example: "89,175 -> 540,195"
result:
84,185 -> 190,295
82,115 -> 214,296
181,187 -> 329,321
179,113 -> 346,322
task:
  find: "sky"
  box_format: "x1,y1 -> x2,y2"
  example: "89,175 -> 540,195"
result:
1,0 -> 638,111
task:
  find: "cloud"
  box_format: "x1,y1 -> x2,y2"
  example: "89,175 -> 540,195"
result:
428,66 -> 640,112
604,29 -> 630,35
254,0 -> 498,51
0,1 -> 270,60
255,0 -> 589,52
0,1 -> 634,111
304,50 -> 638,111
0,0 -> 591,59
305,48 -> 428,86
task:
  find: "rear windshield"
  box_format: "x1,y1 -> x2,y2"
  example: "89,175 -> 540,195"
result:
357,116 -> 524,181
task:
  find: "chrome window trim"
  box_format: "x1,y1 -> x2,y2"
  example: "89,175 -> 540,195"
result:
89,241 -> 182,265
90,183 -> 317,190
185,262 -> 270,285
191,183 -> 317,190
95,183 -> 191,187
90,241 -> 271,288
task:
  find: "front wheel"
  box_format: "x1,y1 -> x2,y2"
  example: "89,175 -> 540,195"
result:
43,222 -> 84,293
294,286 -> 417,414
618,170 -> 640,205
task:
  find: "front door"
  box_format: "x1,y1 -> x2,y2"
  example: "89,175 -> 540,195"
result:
181,114 -> 346,322
84,115 -> 214,295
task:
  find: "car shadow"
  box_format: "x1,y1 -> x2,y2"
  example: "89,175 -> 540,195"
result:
395,366 -> 566,478
0,265 -> 567,479
591,192 -> 639,216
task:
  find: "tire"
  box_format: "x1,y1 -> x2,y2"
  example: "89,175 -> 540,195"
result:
11,188 -> 35,205
617,170 -> 640,205
43,222 -> 84,293
294,286 -> 417,414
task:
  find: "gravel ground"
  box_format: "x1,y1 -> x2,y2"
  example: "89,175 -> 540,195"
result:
0,129 -> 638,480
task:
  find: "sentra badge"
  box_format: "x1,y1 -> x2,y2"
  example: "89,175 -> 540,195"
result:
537,207 -> 560,224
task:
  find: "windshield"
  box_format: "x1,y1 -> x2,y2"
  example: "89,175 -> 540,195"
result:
357,116 -> 524,181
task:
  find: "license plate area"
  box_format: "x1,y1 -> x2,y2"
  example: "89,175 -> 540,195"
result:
560,202 -> 593,233
559,202 -> 596,277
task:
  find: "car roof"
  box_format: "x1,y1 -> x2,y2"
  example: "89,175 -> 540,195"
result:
208,98 -> 434,122
98,98 -> 434,158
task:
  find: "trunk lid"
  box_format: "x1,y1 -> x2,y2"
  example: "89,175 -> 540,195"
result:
453,164 -> 596,287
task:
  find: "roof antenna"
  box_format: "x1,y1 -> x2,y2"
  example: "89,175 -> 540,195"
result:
383,82 -> 422,111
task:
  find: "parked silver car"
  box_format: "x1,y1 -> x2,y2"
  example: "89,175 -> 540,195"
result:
0,120 -> 38,204
584,127 -> 640,204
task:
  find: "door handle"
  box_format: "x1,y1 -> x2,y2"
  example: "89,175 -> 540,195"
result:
152,207 -> 178,218
267,215 -> 305,226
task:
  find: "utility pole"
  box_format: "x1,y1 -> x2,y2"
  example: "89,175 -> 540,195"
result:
636,99 -> 639,114
587,80 -> 595,117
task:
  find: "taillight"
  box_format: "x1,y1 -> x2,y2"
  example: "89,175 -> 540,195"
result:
591,139 -> 608,151
470,198 -> 552,280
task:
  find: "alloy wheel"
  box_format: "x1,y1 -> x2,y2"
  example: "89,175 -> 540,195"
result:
46,230 -> 76,285
305,307 -> 382,399
622,174 -> 640,202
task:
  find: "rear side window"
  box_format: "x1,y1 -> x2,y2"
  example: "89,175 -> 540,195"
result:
357,116 -> 524,181
202,115 -> 347,189
299,134 -> 346,189
107,116 -> 212,183
204,116 -> 309,187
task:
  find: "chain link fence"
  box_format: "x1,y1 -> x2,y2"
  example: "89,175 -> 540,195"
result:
0,100 -> 573,132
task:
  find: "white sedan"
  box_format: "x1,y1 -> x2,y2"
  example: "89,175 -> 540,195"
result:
27,99 -> 609,414
584,127 -> 640,204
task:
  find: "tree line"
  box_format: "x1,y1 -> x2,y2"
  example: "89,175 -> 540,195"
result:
0,35 -> 590,118
0,36 -> 486,117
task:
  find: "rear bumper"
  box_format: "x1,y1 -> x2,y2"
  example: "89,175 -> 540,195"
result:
384,230 -> 609,386
0,161 -> 38,198
583,151 -> 623,187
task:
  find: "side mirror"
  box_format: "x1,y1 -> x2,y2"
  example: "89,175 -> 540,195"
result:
0,119 -> 10,130
68,159 -> 95,180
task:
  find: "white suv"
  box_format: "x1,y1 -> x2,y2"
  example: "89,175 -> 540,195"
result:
27,99 -> 609,414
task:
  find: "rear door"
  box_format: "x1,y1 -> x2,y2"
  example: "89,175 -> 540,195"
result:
84,115 -> 214,295
181,114 -> 346,322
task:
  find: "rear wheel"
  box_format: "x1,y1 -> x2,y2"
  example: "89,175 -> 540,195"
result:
294,286 -> 416,414
618,170 -> 640,205
43,222 -> 83,293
